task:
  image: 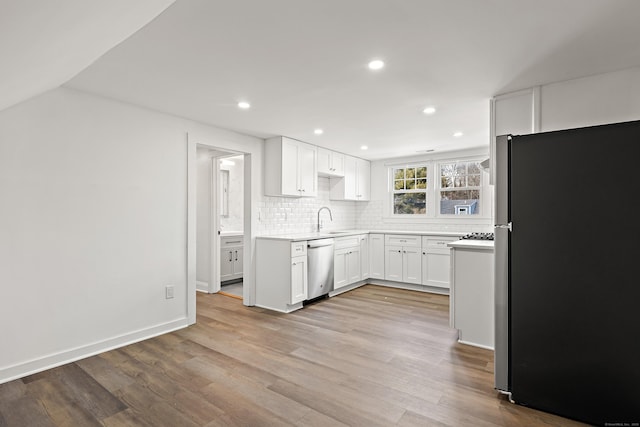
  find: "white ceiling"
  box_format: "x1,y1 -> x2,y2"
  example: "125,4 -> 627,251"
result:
0,0 -> 175,113
7,1 -> 640,160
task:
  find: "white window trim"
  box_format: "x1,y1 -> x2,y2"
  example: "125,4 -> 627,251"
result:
384,154 -> 492,221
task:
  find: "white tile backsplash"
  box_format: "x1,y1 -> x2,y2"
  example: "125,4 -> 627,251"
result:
257,177 -> 358,235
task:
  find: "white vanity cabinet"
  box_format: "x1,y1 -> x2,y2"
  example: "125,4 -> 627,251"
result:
256,239 -> 308,312
334,235 -> 361,290
317,147 -> 345,177
329,155 -> 370,201
368,233 -> 385,279
384,235 -> 421,284
220,235 -> 243,282
421,236 -> 457,289
264,136 -> 317,197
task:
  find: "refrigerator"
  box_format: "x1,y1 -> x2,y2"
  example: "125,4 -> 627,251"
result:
494,120 -> 640,426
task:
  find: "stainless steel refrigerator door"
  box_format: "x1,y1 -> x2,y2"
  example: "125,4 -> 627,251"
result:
493,134 -> 510,393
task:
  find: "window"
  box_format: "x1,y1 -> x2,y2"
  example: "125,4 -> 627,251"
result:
392,165 -> 427,214
439,161 -> 482,215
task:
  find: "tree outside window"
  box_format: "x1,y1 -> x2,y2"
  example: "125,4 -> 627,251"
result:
393,166 -> 427,214
439,161 -> 481,215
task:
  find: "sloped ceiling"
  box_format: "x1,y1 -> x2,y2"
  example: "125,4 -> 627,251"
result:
0,0 -> 174,113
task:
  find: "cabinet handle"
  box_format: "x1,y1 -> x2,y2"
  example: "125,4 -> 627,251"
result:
423,252 -> 426,255
292,262 -> 297,266
229,251 -> 233,262
397,250 -> 402,253
235,250 -> 238,261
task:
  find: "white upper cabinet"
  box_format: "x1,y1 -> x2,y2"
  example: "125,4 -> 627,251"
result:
329,155 -> 370,201
317,147 -> 345,177
265,136 -> 317,197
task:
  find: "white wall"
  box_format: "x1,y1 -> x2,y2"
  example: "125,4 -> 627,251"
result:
0,87 -> 262,383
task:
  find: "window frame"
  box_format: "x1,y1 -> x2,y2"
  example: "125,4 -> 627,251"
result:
437,159 -> 483,217
390,164 -> 429,216
386,155 -> 490,220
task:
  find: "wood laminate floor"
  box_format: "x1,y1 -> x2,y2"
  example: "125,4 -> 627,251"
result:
0,285 -> 587,426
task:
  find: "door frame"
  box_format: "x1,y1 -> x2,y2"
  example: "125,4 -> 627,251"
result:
187,134 -> 253,324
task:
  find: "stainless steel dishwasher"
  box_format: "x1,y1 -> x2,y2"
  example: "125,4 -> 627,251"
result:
306,238 -> 334,300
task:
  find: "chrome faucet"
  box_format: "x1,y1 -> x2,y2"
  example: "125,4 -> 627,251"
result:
317,206 -> 333,232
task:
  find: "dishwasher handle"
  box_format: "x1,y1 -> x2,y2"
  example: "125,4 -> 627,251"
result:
307,238 -> 334,248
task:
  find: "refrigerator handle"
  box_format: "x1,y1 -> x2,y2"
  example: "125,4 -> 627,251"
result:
494,222 -> 513,231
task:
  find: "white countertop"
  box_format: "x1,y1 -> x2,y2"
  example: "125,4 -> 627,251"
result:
257,229 -> 469,242
448,240 -> 494,250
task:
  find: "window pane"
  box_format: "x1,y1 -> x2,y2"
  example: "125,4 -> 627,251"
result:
468,174 -> 481,186
468,162 -> 481,174
394,169 -> 405,180
394,180 -> 405,190
455,163 -> 466,175
406,168 -> 416,179
416,167 -> 427,178
416,178 -> 427,189
394,193 -> 426,214
454,176 -> 465,187
406,180 -> 415,190
440,190 -> 479,215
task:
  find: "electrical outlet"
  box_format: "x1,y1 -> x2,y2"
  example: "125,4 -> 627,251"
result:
165,285 -> 174,299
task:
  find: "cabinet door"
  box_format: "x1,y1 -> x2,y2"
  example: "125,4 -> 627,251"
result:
424,252 -> 451,288
331,151 -> 345,176
281,139 -> 300,196
298,142 -> 317,196
359,235 -> 369,279
334,249 -> 348,289
317,147 -> 332,175
220,250 -> 234,279
403,247 -> 422,284
346,247 -> 361,284
369,234 -> 385,279
343,155 -> 357,200
233,247 -> 243,276
385,245 -> 403,281
355,158 -> 370,201
291,255 -> 308,304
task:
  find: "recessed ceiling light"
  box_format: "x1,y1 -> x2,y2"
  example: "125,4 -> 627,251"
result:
360,145 -> 369,150
237,101 -> 251,109
453,131 -> 464,137
423,106 -> 436,115
368,59 -> 384,70
314,128 -> 324,135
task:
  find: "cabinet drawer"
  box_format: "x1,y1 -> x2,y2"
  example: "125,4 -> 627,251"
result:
385,234 -> 420,247
422,236 -> 457,253
334,235 -> 361,250
221,236 -> 243,248
291,241 -> 307,257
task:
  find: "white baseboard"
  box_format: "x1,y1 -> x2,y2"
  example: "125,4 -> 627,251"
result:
0,317 -> 189,385
196,281 -> 209,292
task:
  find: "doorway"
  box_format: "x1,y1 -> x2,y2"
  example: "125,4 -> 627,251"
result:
195,147 -> 245,297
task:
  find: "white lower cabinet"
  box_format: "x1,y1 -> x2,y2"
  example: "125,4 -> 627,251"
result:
256,239 -> 308,312
334,236 -> 362,290
290,255 -> 308,304
359,234 -> 369,279
220,236 -> 243,282
384,235 -> 421,284
421,236 -> 457,289
368,233 -> 385,279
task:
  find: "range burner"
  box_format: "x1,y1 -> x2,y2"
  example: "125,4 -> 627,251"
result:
461,232 -> 494,240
